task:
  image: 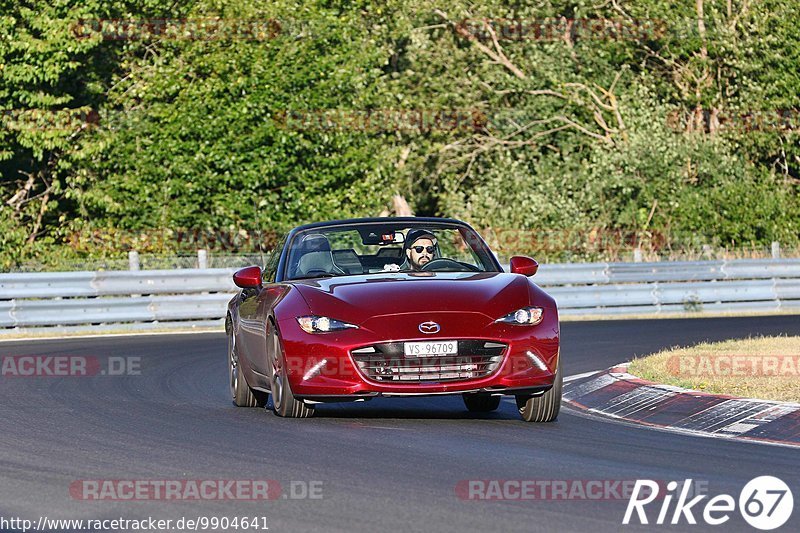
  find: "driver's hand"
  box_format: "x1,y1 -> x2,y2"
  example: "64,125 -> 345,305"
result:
383,263 -> 400,272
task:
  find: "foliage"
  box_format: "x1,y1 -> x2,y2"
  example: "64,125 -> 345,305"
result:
1,0 -> 798,269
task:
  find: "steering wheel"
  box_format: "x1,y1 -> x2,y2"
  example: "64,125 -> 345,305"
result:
421,258 -> 481,272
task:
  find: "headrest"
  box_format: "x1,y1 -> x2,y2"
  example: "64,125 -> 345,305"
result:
299,233 -> 331,253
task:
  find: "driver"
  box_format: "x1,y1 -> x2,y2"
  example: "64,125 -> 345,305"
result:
402,229 -> 437,271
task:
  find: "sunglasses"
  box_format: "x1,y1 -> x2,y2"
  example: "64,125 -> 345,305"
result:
412,246 -> 435,254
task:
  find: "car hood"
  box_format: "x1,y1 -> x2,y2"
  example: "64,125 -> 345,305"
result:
292,272 -> 537,325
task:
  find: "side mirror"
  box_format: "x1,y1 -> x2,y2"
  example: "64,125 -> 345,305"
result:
509,256 -> 539,276
233,266 -> 263,289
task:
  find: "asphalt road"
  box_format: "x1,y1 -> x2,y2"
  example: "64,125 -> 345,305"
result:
1,316 -> 799,532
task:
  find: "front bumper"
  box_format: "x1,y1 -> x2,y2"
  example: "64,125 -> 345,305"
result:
276,310 -> 559,399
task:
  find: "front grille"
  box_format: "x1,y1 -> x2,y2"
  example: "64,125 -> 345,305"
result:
350,340 -> 506,383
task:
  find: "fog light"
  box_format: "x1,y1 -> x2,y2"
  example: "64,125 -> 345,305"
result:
526,351 -> 549,371
303,359 -> 328,381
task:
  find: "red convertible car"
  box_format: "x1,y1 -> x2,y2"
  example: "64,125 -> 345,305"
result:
226,217 -> 560,422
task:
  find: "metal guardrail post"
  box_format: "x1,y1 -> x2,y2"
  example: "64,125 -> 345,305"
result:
128,251 -> 140,271
198,249 -> 208,269
772,242 -> 781,259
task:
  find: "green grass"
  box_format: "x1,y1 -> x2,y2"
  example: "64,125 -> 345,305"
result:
628,336 -> 800,403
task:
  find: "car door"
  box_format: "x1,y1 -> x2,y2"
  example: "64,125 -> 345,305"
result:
237,235 -> 286,385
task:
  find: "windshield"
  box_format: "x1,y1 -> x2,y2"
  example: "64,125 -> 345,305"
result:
282,222 -> 500,280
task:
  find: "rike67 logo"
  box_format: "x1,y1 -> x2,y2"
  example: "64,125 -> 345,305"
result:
624,476 -> 793,530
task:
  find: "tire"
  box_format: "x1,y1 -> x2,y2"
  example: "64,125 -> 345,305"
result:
516,362 -> 562,423
228,330 -> 267,407
462,393 -> 501,412
269,325 -> 314,418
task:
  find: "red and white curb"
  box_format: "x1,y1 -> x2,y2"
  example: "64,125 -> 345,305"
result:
563,364 -> 800,448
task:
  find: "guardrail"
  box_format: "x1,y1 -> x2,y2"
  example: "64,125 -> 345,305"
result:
536,259 -> 800,316
0,269 -> 237,331
1,258 -> 799,333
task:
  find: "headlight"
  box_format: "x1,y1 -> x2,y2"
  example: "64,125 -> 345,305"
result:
296,315 -> 358,334
496,307 -> 544,326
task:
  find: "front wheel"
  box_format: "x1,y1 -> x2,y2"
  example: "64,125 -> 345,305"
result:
516,362 -> 562,422
228,331 -> 267,407
269,326 -> 314,418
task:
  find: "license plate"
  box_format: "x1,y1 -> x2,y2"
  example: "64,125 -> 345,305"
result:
403,341 -> 458,357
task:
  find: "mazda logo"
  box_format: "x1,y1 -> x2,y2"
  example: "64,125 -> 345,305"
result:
418,321 -> 440,334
